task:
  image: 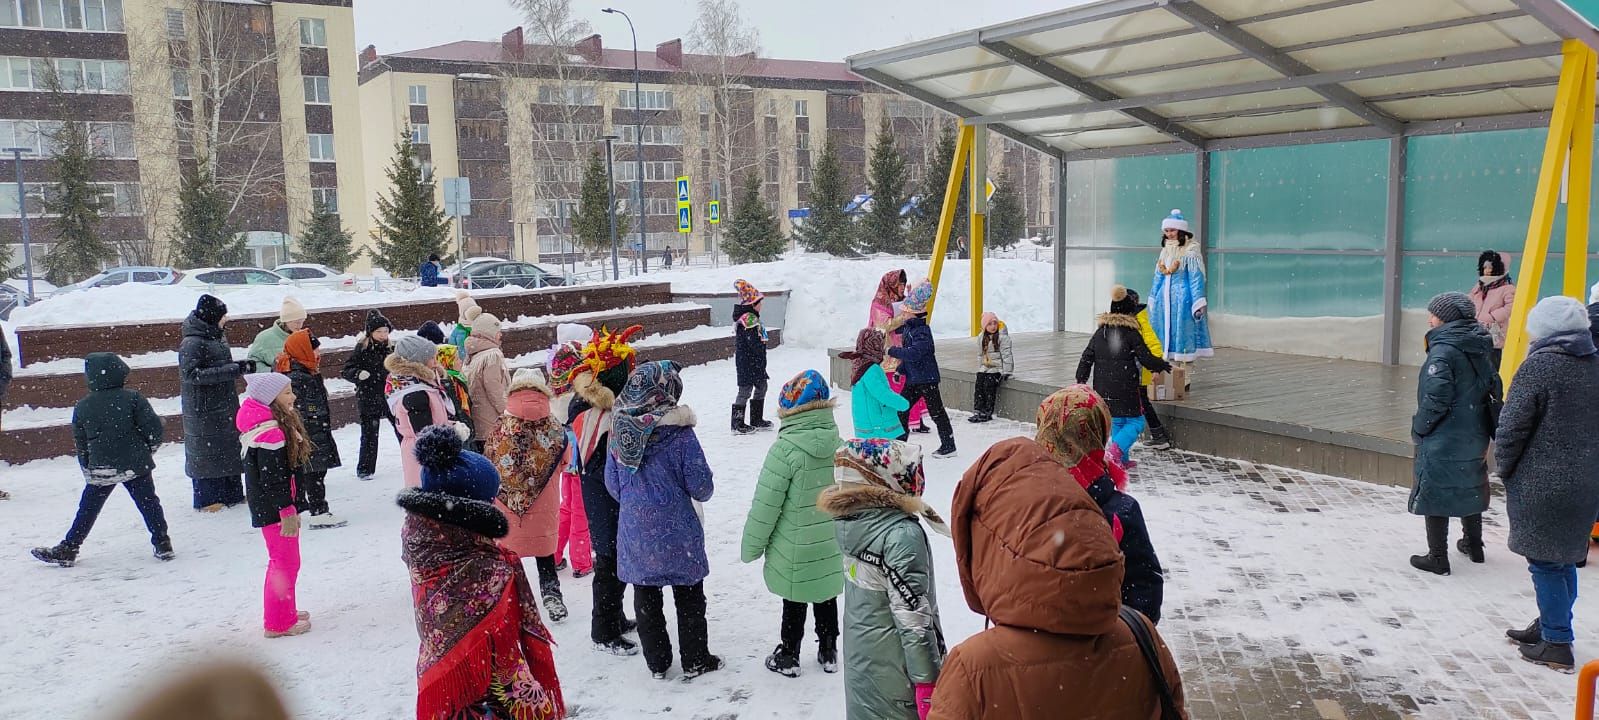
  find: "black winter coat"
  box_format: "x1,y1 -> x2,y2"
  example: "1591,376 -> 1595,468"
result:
286,360 -> 342,473
570,393 -> 622,557
1076,313 -> 1171,417
889,316 -> 941,386
734,305 -> 769,388
340,337 -> 392,420
178,312 -> 244,479
243,433 -> 295,529
1408,320 -> 1494,518
73,353 -> 163,483
0,327 -> 12,399
1085,473 -> 1164,623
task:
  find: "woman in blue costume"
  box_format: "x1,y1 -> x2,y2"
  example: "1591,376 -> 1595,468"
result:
1149,209 -> 1213,369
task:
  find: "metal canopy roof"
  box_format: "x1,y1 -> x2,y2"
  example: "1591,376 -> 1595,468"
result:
846,0 -> 1599,160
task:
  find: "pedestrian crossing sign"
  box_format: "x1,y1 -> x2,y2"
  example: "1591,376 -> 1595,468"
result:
677,176 -> 691,204
678,205 -> 692,233
708,201 -> 720,224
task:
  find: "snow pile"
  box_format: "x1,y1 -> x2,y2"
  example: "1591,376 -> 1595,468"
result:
666,255 -> 1055,349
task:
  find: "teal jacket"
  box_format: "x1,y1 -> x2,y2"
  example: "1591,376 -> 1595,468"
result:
741,403 -> 845,603
851,364 -> 910,440
246,322 -> 292,370
1409,320 -> 1495,518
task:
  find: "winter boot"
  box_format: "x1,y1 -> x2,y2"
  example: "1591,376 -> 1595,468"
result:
731,404 -> 755,435
1455,515 -> 1485,563
764,644 -> 801,678
265,619 -> 312,639
1148,426 -> 1174,451
1519,640 -> 1575,671
749,400 -> 774,431
621,616 -> 638,635
1408,553 -> 1450,575
1454,538 -> 1484,564
1412,517 -> 1451,575
818,637 -> 839,674
152,537 -> 175,562
542,593 -> 569,623
594,636 -> 640,656
307,512 -> 347,530
555,558 -> 568,572
681,654 -> 724,681
932,438 -> 958,459
1507,618 -> 1542,645
31,544 -> 78,568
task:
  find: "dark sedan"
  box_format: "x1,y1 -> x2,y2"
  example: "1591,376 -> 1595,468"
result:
455,261 -> 567,289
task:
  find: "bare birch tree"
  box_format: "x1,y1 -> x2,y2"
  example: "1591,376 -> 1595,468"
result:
685,0 -> 765,212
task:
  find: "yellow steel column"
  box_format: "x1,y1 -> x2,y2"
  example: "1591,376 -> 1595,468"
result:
1565,46 -> 1596,299
1502,39 -> 1588,387
926,123 -> 974,319
968,125 -> 988,336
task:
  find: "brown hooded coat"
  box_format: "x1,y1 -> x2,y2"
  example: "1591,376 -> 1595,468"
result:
930,437 -> 1186,720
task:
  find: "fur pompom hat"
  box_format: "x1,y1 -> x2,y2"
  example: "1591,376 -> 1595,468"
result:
415,425 -> 500,502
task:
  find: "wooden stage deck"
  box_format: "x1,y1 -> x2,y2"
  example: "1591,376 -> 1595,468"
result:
829,331 -> 1419,487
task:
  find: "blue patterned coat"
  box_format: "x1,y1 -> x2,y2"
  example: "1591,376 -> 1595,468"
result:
605,409 -> 716,587
1149,245 -> 1213,361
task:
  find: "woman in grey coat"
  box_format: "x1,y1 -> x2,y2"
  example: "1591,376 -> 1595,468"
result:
1498,295 -> 1599,671
178,294 -> 251,511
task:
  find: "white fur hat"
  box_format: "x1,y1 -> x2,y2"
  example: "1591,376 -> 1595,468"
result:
1527,295 -> 1591,340
509,367 -> 552,396
1160,209 -> 1189,233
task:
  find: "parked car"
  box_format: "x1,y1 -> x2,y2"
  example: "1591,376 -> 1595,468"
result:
0,283 -> 30,321
455,261 -> 567,289
441,256 -> 504,281
53,266 -> 178,295
174,267 -> 293,292
274,263 -> 360,291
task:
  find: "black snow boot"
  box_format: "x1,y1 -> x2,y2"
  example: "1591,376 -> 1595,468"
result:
749,400 -> 774,431
932,438 -> 958,459
31,544 -> 78,567
1508,618 -> 1542,645
1148,426 -> 1175,451
1455,514 -> 1485,563
152,537 -> 175,562
731,405 -> 755,435
764,644 -> 801,677
681,654 -> 724,680
818,637 -> 839,674
1411,517 -> 1451,575
594,635 -> 639,656
1520,640 -> 1575,671
543,592 -> 569,623
1409,553 -> 1450,576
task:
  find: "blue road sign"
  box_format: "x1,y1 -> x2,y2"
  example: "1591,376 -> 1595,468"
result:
678,205 -> 692,233
677,177 -> 691,204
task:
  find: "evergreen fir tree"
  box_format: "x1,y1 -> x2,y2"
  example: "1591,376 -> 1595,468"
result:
572,149 -> 628,255
985,171 -> 1025,251
370,129 -> 452,274
171,165 -> 243,268
723,172 -> 785,263
911,124 -> 967,253
293,199 -> 358,270
40,120 -> 114,284
859,116 -> 908,255
793,139 -> 855,256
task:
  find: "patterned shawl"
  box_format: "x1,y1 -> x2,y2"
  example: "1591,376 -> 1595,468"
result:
873,269 -> 907,309
839,327 -> 886,386
610,360 -> 684,472
484,413 -> 567,517
1035,384 -> 1127,492
400,510 -> 561,720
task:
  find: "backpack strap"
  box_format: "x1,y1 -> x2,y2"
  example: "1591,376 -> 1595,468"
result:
1119,605 -> 1183,720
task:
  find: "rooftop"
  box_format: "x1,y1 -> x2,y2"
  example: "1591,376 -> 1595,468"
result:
381,37 -> 863,84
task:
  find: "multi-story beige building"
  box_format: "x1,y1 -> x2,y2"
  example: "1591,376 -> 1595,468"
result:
0,0 -> 363,271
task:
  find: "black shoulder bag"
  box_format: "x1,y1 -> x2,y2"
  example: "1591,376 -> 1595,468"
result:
1119,605 -> 1184,720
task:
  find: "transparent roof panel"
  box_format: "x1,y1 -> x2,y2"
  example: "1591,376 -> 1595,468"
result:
1048,32 -> 1237,79
1185,107 -> 1367,137
1098,58 -> 1283,98
1376,87 -> 1555,121
874,46 -> 1002,84
1006,9 -> 1192,57
912,65 -> 1061,101
1341,58 -> 1560,98
1152,88 -> 1330,120
958,86 -> 1089,116
1008,111 -> 1135,135
1243,0 -> 1501,49
1288,21 -> 1546,72
1050,125 -> 1177,150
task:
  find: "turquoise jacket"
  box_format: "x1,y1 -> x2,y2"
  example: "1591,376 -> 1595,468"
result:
851,364 -> 910,440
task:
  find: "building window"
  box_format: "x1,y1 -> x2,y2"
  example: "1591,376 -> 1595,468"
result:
311,187 -> 338,214
307,133 -> 335,161
539,84 -> 597,106
408,84 -> 427,106
170,68 -> 189,98
767,98 -> 777,116
298,17 -> 325,47
458,118 -> 504,142
302,75 -> 330,104
618,89 -> 673,111
0,56 -> 125,93
539,161 -> 582,183
641,197 -> 674,216
3,0 -> 125,30
614,161 -> 682,183
765,161 -> 779,183
794,99 -> 808,117
85,121 -> 135,158
164,7 -> 183,39
797,165 -> 811,183
0,181 -> 140,217
796,131 -> 810,150
543,199 -> 579,221
531,122 -> 600,143
410,124 -> 429,144
617,124 -> 682,146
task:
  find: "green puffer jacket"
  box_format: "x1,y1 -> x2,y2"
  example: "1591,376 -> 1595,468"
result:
246,322 -> 292,370
73,353 -> 164,484
820,482 -> 945,720
741,402 -> 845,603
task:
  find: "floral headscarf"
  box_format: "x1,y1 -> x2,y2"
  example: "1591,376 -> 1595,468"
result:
547,341 -> 584,396
873,269 -> 907,308
610,360 -> 685,472
1035,384 -> 1127,492
833,438 -> 949,536
778,369 -> 830,414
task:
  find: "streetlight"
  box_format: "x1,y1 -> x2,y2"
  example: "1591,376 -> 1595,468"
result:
4,148 -> 37,299
601,134 -> 621,281
602,7 -> 647,274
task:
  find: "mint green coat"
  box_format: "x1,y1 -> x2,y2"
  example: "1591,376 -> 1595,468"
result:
741,404 -> 845,604
851,364 -> 910,440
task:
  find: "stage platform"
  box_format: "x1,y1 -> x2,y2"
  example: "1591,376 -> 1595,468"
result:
829,331 -> 1418,487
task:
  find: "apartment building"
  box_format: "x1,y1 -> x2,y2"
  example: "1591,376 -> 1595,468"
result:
357,29 -> 1058,261
0,0 -> 363,271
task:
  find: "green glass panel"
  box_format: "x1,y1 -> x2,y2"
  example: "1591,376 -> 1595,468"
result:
1212,253 -> 1384,317
1064,154 -> 1193,248
1059,248 -> 1161,332
1209,140 -> 1387,250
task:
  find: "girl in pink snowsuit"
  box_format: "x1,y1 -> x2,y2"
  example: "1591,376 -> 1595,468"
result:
870,270 -> 928,433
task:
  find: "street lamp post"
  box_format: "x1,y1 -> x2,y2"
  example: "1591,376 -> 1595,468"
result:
5,148 -> 37,299
602,7 -> 647,275
602,134 -> 621,281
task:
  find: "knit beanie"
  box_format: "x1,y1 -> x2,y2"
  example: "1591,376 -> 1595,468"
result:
1526,295 -> 1591,340
1427,291 -> 1476,324
394,334 -> 437,364
195,294 -> 228,325
415,425 -> 500,502
243,372 -> 291,406
778,369 -> 831,416
364,309 -> 392,335
455,290 -> 482,324
417,321 -> 446,345
508,367 -> 552,397
470,312 -> 502,342
1109,285 -> 1139,315
1161,209 -> 1189,233
279,296 -> 307,324
902,280 -> 934,315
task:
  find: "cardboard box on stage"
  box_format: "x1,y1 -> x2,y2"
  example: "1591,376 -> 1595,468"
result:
1148,367 -> 1188,402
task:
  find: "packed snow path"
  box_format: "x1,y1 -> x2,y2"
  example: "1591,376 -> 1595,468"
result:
2,347 -> 1586,718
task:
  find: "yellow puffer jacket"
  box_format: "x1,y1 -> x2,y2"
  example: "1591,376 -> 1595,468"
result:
1135,309 -> 1164,385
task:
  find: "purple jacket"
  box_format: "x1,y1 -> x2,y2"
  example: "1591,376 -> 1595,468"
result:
605,421 -> 715,587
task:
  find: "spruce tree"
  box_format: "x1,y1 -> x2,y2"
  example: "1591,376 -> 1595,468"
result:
572,149 -> 628,255
793,139 -> 855,256
911,124 -> 967,254
293,199 -> 358,270
40,120 -> 114,284
859,115 -> 908,255
171,165 -> 243,268
985,170 -> 1025,251
723,172 -> 785,263
370,129 -> 452,274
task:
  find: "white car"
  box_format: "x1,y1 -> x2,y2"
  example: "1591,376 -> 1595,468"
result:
175,267 -> 294,293
274,263 -> 361,292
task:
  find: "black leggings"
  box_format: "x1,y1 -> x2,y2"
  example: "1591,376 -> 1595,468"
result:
898,383 -> 953,443
635,582 -> 710,674
780,598 -> 839,649
1141,393 -> 1164,430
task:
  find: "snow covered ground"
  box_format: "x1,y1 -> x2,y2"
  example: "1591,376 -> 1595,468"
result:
2,346 -> 1590,719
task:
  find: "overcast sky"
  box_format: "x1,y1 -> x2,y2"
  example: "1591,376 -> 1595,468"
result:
355,0 -> 1077,62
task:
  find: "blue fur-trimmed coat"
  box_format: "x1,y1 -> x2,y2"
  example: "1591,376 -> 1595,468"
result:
605,408 -> 716,587
1149,244 -> 1213,361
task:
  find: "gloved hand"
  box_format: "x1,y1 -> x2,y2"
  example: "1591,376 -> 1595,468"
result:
357,370 -> 371,381
915,683 -> 935,720
236,359 -> 257,374
1193,306 -> 1207,320
452,421 -> 471,442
